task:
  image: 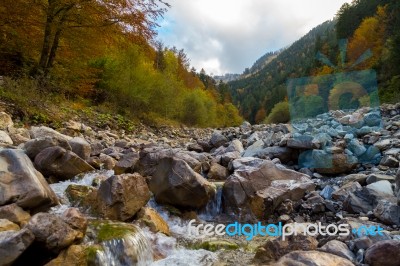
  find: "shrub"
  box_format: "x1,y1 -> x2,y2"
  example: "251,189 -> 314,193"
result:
264,101 -> 290,124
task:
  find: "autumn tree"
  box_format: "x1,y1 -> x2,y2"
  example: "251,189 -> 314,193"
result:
35,0 -> 169,75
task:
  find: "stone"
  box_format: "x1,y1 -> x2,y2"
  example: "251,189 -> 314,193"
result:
374,138 -> 400,151
274,250 -> 354,266
225,139 -> 244,153
207,162 -> 229,180
61,208 -> 88,234
99,154 -> 116,170
348,139 -> 367,157
136,207 -> 170,235
23,137 -> 71,160
97,174 -> 150,221
320,185 -> 335,200
365,240 -> 400,266
0,219 -> 20,232
30,126 -> 72,142
113,152 -> 139,175
0,228 -> 35,265
342,174 -> 367,186
287,135 -> 314,149
305,151 -> 357,175
0,149 -> 58,210
45,245 -> 87,266
220,151 -> 240,167
380,155 -> 399,168
257,147 -> 296,164
90,142 -> 104,156
27,213 -> 82,252
254,235 -> 318,263
364,112 -> 381,127
68,137 -> 91,160
187,143 -> 203,153
242,140 -> 264,157
199,239 -> 238,252
34,146 -> 94,181
366,173 -> 395,185
149,157 -> 215,209
0,131 -> 13,145
332,182 -> 362,202
210,131 -> 228,148
319,240 -> 355,262
366,180 -> 394,197
0,204 -> 30,226
229,157 -> 266,172
223,160 -> 315,220
0,112 -> 13,130
373,200 -> 400,225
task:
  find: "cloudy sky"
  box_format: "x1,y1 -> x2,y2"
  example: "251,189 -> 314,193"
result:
156,0 -> 351,75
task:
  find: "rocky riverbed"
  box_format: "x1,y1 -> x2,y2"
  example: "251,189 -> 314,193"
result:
0,103 -> 400,266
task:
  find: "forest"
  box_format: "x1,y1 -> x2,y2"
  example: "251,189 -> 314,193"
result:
228,0 -> 400,124
0,0 -> 242,128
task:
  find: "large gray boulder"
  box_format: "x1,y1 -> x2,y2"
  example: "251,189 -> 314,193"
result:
29,126 -> 72,142
34,146 -> 94,180
0,149 -> 58,211
223,160 -> 315,221
68,137 -> 91,160
97,174 -> 150,221
149,157 -> 216,209
23,137 -> 71,159
0,228 -> 35,265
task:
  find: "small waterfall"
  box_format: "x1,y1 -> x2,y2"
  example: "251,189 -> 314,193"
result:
94,225 -> 153,266
198,186 -> 223,221
50,170 -> 114,204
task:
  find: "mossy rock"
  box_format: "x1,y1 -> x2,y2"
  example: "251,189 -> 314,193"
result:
198,239 -> 239,252
86,245 -> 104,266
89,220 -> 137,242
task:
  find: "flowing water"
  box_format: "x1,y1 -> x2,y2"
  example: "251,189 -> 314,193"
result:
49,171 -> 228,266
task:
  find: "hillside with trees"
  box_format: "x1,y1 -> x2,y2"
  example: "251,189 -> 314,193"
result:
229,0 -> 400,124
0,0 -> 242,128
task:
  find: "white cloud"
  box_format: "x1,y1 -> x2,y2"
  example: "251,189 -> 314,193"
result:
157,0 -> 351,75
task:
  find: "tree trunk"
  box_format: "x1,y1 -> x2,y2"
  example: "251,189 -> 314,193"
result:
38,1 -> 56,73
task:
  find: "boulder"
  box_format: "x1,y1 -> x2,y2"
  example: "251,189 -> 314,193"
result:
138,147 -> 202,175
210,131 -> 228,148
0,228 -> 35,265
319,240 -> 355,262
0,131 -> 13,145
312,152 -> 357,175
29,126 -> 72,142
223,160 -> 315,220
149,157 -> 215,209
225,139 -> 244,153
136,207 -> 170,235
254,235 -> 318,263
0,204 -> 30,226
380,155 -> 399,168
242,140 -> 264,157
257,147 -> 297,164
27,213 -> 82,252
207,162 -> 229,180
34,147 -> 94,180
287,136 -> 314,149
99,154 -> 116,170
274,251 -> 354,266
97,174 -> 150,221
61,208 -> 88,234
68,137 -> 91,160
0,149 -> 58,210
113,152 -> 139,175
332,182 -> 362,202
23,137 -> 72,160
366,180 -> 394,197
0,112 -> 13,130
365,240 -> 400,266
374,138 -> 400,151
373,200 -> 400,225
